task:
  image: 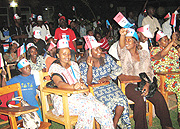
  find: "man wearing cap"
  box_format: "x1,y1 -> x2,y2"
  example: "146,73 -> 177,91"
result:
10,14 -> 28,46
137,25 -> 153,53
142,6 -> 162,37
54,16 -> 77,61
26,17 -> 36,39
33,15 -> 50,42
2,58 -> 42,120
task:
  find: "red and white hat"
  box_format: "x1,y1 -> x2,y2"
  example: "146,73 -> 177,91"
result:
26,43 -> 37,50
37,15 -> 43,21
137,25 -> 153,38
57,39 -> 69,49
14,14 -> 21,20
17,58 -> 30,69
33,30 -> 41,39
164,13 -> 171,19
156,30 -> 166,42
84,36 -> 103,50
48,41 -> 56,51
11,40 -> 19,47
45,34 -> 52,41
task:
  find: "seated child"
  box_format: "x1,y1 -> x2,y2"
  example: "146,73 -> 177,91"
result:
2,58 -> 42,120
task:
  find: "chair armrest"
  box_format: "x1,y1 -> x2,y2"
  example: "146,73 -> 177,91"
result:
42,87 -> 89,96
154,71 -> 180,76
0,106 -> 39,117
88,81 -> 110,88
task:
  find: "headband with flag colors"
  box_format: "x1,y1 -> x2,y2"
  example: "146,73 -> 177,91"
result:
26,43 -> 37,50
164,13 -> 171,19
156,30 -> 166,42
84,36 -> 103,50
17,43 -> 26,57
14,14 -> 21,20
48,41 -> 56,51
106,20 -> 111,29
126,28 -> 139,41
0,53 -> 4,68
171,13 -> 176,28
17,58 -> 30,69
57,39 -> 69,49
58,13 -> 62,17
137,25 -> 153,38
3,43 -> 9,52
45,34 -> 52,41
37,15 -> 43,21
113,12 -> 133,28
11,40 -> 19,47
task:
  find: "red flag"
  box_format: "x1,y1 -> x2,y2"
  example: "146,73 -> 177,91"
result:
0,53 -> 4,68
171,13 -> 176,27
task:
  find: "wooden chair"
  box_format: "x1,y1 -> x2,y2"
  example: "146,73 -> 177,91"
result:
39,71 -> 94,129
154,71 -> 180,110
6,63 -> 16,80
0,83 -> 51,129
118,74 -> 153,126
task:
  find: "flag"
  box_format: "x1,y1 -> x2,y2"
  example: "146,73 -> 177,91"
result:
0,53 -> 4,68
58,13 -> 62,17
5,37 -> 12,43
164,13 -> 171,19
106,20 -> 110,29
68,19 -> 72,25
31,13 -> 36,18
84,36 -> 102,50
17,43 -> 26,57
48,41 -> 56,51
72,6 -> 75,11
3,43 -> 9,52
113,12 -> 133,28
171,13 -> 176,27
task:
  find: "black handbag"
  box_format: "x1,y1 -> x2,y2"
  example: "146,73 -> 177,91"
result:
135,72 -> 157,98
46,80 -> 58,88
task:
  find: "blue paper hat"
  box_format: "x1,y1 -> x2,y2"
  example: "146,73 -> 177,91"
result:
126,28 -> 139,41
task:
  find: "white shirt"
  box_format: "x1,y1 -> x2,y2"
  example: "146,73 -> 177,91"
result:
162,19 -> 172,39
33,24 -> 50,41
140,41 -> 150,53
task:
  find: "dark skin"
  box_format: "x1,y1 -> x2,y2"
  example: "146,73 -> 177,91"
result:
52,48 -> 87,91
29,47 -> 46,72
86,46 -> 123,128
119,28 -> 149,96
152,34 -> 180,60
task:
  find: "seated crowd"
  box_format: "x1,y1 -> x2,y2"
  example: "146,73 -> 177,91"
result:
0,5 -> 180,129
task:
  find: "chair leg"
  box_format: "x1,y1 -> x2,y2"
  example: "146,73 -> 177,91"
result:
9,116 -> 17,129
148,102 -> 153,127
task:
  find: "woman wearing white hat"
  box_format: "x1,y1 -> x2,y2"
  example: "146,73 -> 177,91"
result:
151,30 -> 180,126
79,36 -> 131,129
48,39 -> 114,129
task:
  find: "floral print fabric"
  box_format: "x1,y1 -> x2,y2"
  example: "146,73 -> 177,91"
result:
79,54 -> 131,129
150,47 -> 180,112
49,61 -> 114,129
28,55 -> 46,71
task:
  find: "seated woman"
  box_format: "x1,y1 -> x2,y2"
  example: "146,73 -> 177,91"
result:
48,39 -> 114,129
3,40 -> 20,77
150,30 -> 180,125
27,44 -> 46,72
117,28 -> 173,129
79,36 -> 131,129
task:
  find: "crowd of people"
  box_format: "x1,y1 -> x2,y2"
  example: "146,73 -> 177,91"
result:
0,1 -> 180,129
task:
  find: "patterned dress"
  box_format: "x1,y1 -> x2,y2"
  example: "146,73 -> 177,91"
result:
49,61 -> 114,129
79,54 -> 131,129
150,47 -> 180,112
28,55 -> 46,71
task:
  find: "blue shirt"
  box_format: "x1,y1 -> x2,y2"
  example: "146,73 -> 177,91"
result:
6,74 -> 38,106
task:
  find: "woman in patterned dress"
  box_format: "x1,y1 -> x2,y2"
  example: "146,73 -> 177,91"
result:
27,46 -> 46,71
150,30 -> 180,125
49,39 -> 114,129
117,28 -> 173,129
79,39 -> 131,129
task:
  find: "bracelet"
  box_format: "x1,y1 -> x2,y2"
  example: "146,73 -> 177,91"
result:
175,45 -> 180,50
